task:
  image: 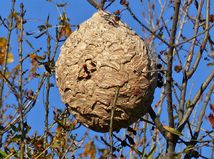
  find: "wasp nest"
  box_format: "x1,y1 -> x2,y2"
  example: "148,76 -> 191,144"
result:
55,11 -> 157,132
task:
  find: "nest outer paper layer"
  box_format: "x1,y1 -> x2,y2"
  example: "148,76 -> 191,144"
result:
55,11 -> 157,132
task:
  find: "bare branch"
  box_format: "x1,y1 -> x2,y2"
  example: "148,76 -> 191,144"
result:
86,0 -> 105,9
147,105 -> 167,139
166,0 -> 181,128
178,0 -> 204,127
0,74 -> 46,135
113,134 -> 143,156
100,0 -> 107,9
185,0 -> 204,72
44,28 -> 51,153
0,0 -> 15,107
18,3 -> 25,158
178,71 -> 214,130
104,0 -> 115,10
194,81 -> 214,139
165,0 -> 181,156
174,23 -> 214,48
87,0 -> 100,9
0,71 -> 19,99
0,0 -> 16,147
187,39 -> 209,78
126,6 -> 170,47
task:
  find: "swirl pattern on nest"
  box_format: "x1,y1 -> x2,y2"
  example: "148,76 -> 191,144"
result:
55,11 -> 157,132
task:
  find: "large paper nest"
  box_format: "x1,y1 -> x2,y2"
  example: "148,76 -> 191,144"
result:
55,11 -> 157,132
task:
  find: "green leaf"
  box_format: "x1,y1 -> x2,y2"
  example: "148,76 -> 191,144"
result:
147,146 -> 156,159
0,150 -> 8,158
25,39 -> 35,50
207,62 -> 214,66
163,125 -> 183,136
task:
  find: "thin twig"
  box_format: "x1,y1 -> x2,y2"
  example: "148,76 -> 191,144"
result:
193,82 -> 214,139
44,22 -> 51,153
126,6 -> 170,47
157,86 -> 166,117
0,71 -> 19,99
100,0 -> 107,9
178,71 -> 214,130
0,0 -> 15,148
187,37 -> 210,78
147,105 -> 167,139
186,0 -> 202,71
174,23 -> 214,48
140,117 -> 155,126
173,0 -> 190,66
181,82 -> 214,159
18,3 -> 25,159
178,0 -> 210,125
113,134 -> 143,156
0,0 -> 15,106
177,12 -> 203,123
0,74 -> 46,135
87,0 -> 101,9
35,144 -> 51,159
109,86 -> 119,158
51,28 -> 59,60
104,0 -> 115,10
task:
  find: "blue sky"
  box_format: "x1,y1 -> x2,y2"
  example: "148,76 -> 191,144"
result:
0,0 -> 213,158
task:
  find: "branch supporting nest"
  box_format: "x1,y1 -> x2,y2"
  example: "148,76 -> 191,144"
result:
87,0 -> 107,10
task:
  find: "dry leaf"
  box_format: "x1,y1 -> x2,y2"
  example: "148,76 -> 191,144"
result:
209,14 -> 214,22
208,114 -> 214,128
58,12 -> 72,39
29,56 -> 39,79
0,37 -> 7,47
174,65 -> 182,73
29,53 -> 46,61
114,10 -> 120,15
59,24 -> 72,38
83,141 -> 96,159
210,104 -> 214,112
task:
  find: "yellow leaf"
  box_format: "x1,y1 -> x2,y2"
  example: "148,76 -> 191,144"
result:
0,72 -> 11,79
0,37 -> 7,47
12,12 -> 21,30
163,125 -> 183,136
29,53 -> 37,59
59,23 -> 72,39
64,24 -> 72,36
207,62 -> 214,66
0,52 -> 14,65
7,52 -> 14,63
